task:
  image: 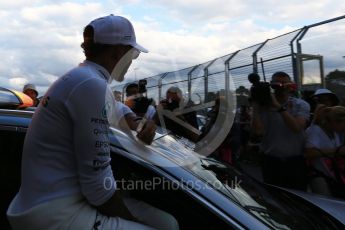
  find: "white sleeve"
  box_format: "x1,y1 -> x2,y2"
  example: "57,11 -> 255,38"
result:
110,102 -> 136,128
116,102 -> 135,118
305,125 -> 322,149
65,78 -> 116,206
295,99 -> 310,120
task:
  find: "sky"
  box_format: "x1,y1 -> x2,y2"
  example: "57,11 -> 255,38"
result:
1,0 -> 345,95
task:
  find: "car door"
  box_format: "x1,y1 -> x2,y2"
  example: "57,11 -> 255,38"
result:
109,146 -> 245,230
0,124 -> 27,229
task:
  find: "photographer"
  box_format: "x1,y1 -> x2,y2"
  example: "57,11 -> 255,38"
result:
251,71 -> 310,190
125,81 -> 156,119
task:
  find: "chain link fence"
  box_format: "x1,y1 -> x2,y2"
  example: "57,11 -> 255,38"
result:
113,15 -> 345,107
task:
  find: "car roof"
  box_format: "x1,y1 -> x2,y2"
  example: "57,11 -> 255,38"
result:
0,87 -> 33,109
0,109 -> 33,127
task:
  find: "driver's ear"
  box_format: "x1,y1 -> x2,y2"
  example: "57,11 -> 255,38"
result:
110,46 -> 121,59
108,46 -> 125,65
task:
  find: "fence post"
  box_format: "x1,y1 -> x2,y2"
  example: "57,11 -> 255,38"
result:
290,28 -> 305,85
224,51 -> 240,98
203,59 -> 217,102
320,56 -> 325,87
158,72 -> 169,101
187,65 -> 200,101
296,27 -> 309,92
252,40 -> 269,74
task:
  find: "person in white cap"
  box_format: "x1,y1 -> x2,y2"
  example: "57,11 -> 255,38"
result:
23,83 -> 40,106
7,15 -> 178,230
313,88 -> 339,107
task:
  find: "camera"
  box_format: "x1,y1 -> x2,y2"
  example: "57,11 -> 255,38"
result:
160,99 -> 180,111
138,79 -> 147,94
248,72 -> 298,106
248,73 -> 272,106
133,96 -> 153,115
125,80 -> 153,116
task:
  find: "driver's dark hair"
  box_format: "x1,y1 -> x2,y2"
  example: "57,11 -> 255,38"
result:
80,25 -> 112,60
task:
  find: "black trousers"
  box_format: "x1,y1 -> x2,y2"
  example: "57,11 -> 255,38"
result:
261,154 -> 307,191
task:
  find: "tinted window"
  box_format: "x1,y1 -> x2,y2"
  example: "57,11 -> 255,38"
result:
0,89 -> 19,104
186,157 -> 342,229
0,89 -> 20,109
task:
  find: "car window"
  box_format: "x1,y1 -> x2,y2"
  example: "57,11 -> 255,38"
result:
184,157 -> 342,229
110,149 -> 237,230
149,132 -> 342,229
0,88 -> 20,108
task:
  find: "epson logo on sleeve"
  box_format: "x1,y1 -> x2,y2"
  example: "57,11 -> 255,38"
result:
95,141 -> 109,149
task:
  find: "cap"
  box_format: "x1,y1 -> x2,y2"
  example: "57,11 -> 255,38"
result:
87,14 -> 148,53
314,88 -> 334,96
23,83 -> 38,96
313,88 -> 339,105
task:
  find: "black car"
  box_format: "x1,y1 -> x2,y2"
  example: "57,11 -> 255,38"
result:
1,106 -> 345,229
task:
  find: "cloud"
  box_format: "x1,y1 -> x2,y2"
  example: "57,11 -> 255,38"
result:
146,0 -> 345,25
1,0 -> 345,95
9,77 -> 28,88
0,2 -> 112,94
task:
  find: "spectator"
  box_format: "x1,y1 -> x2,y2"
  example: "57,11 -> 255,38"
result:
200,97 -> 241,165
310,89 -> 339,125
125,83 -> 156,119
7,15 -> 177,230
311,89 -> 345,144
305,106 -> 345,197
113,90 -> 122,102
157,86 -> 198,142
238,105 -> 251,155
23,83 -> 40,106
313,88 -> 339,107
166,86 -> 198,128
251,71 -> 310,190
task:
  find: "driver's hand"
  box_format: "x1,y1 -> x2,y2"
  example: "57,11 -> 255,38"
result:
136,119 -> 156,145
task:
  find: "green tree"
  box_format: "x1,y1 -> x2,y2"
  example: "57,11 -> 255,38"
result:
325,69 -> 345,103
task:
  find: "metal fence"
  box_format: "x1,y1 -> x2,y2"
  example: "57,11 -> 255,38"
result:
113,15 -> 345,106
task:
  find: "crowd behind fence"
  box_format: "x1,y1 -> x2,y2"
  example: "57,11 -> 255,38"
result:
113,15 -> 345,107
